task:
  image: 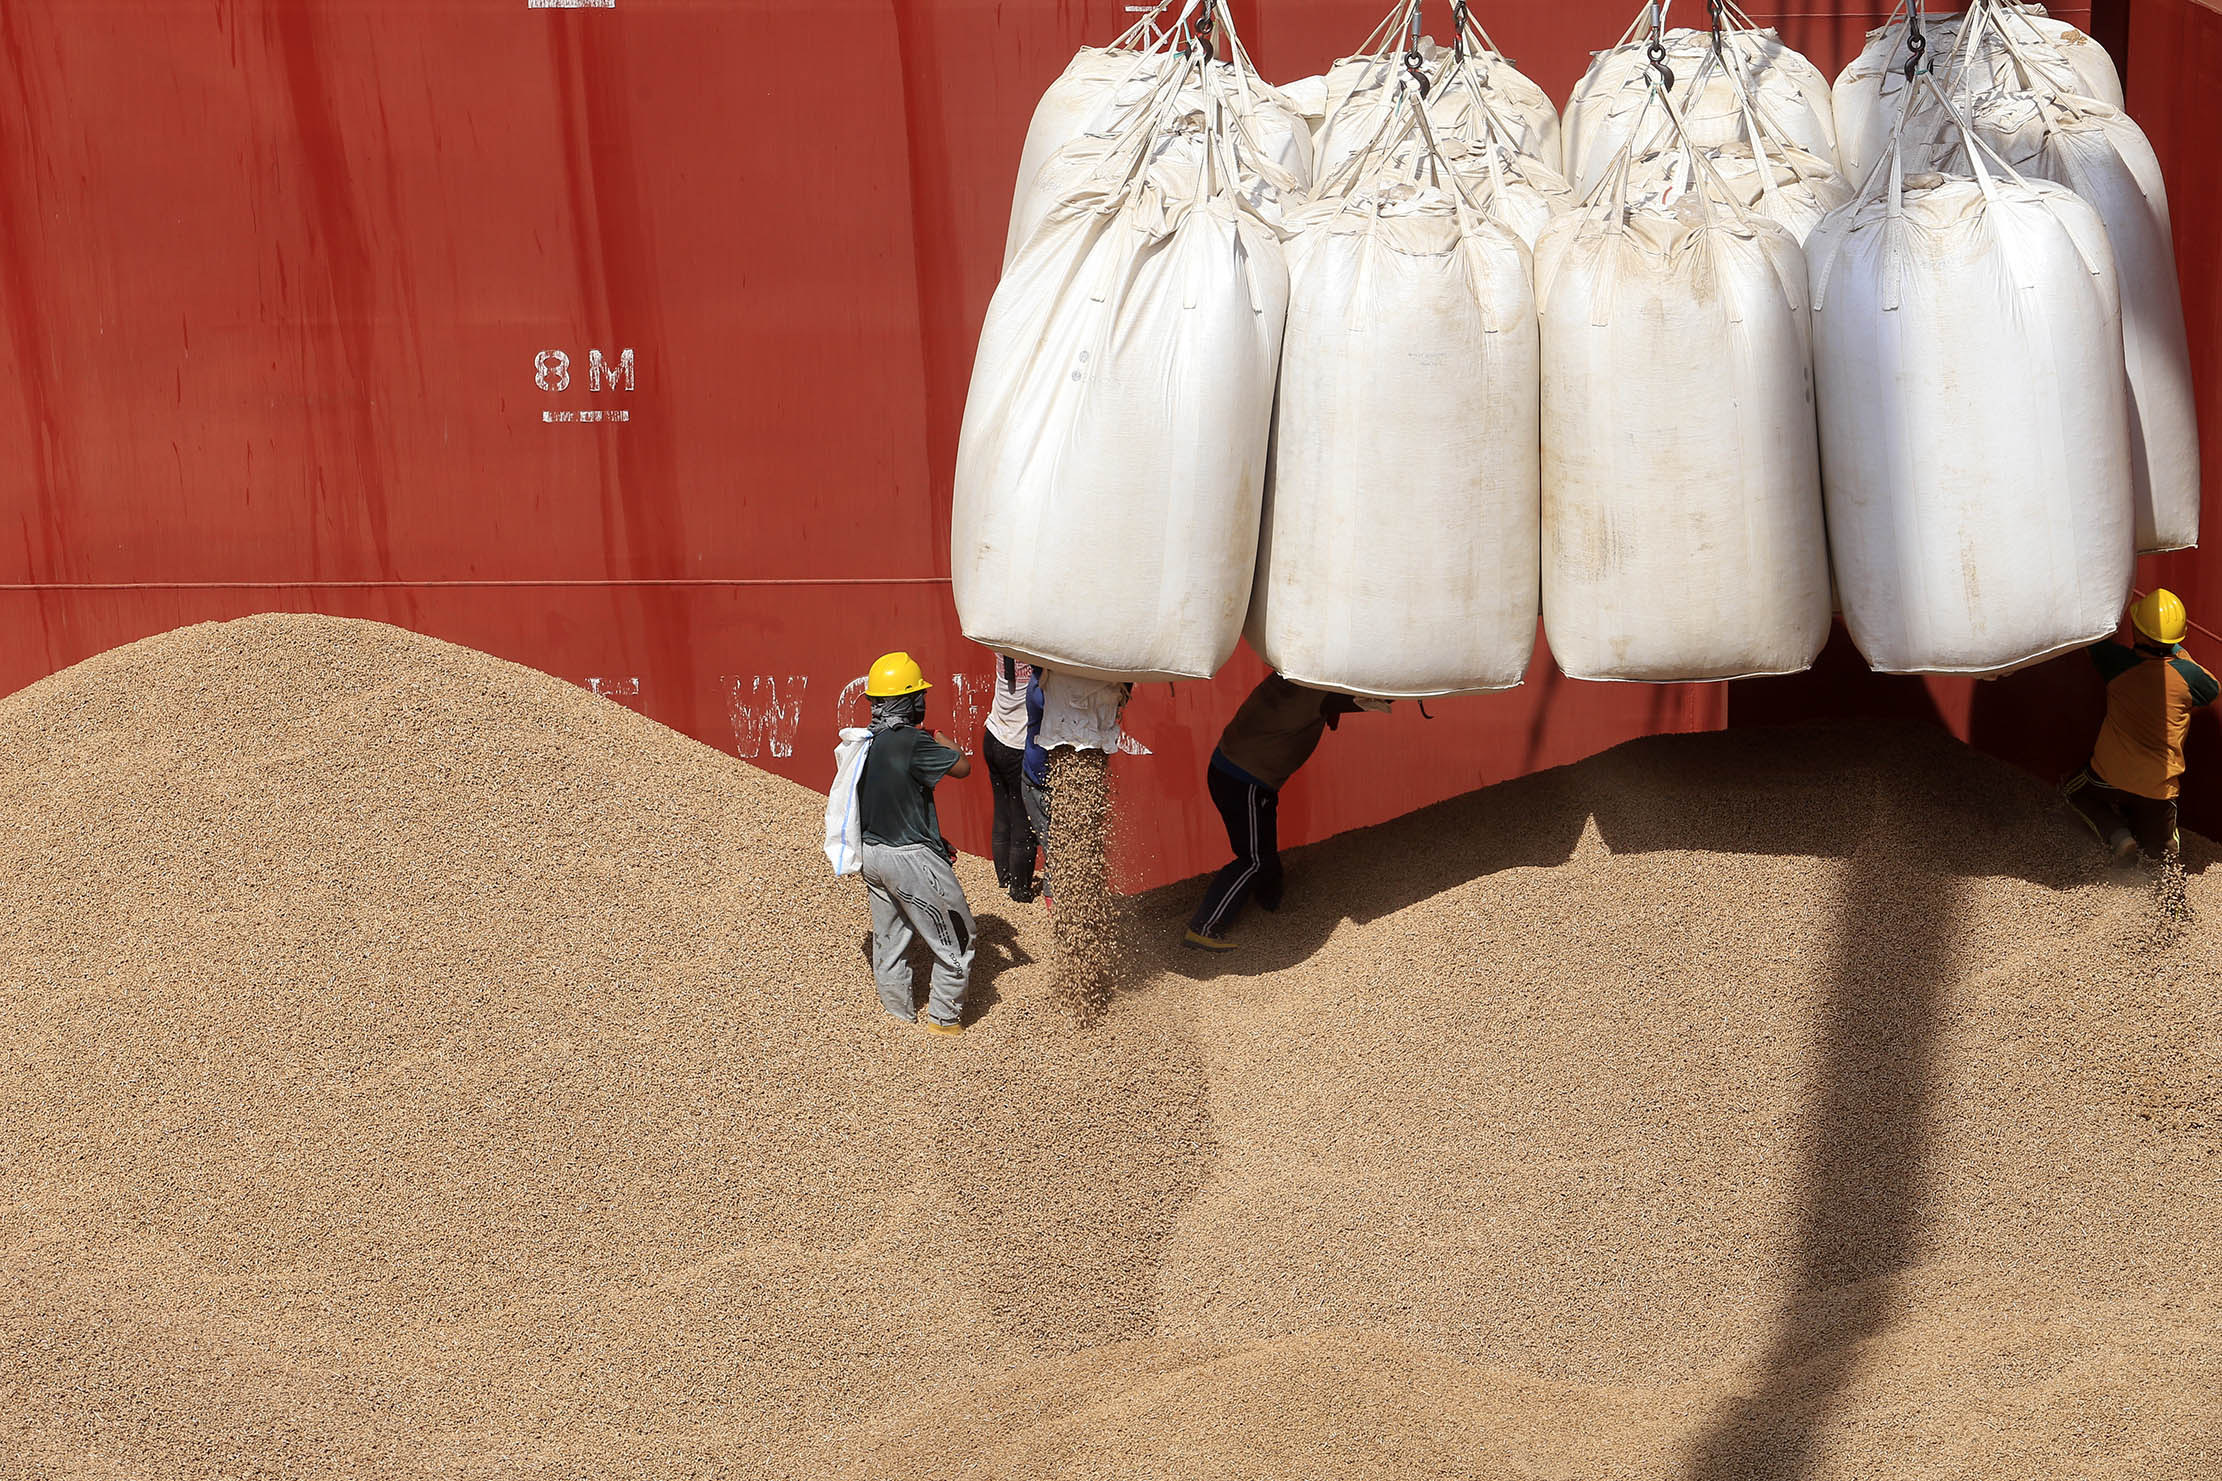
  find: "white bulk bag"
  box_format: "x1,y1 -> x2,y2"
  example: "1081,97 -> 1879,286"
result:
1966,92 -> 2198,552
1567,23 -> 1836,197
955,104 -> 1290,682
1251,179 -> 1540,697
1629,141 -> 1852,243
2008,5 -> 2124,107
1808,114 -> 2133,674
1282,72 -> 1331,138
1015,84 -> 1305,254
1004,9 -> 1312,267
1389,137 -> 1574,247
1446,43 -> 1564,172
1314,19 -> 1561,180
1007,47 -> 1163,264
1536,142 -> 1830,682
1833,5 -> 2088,188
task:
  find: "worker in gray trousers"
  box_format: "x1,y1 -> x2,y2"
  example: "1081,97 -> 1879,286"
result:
855,651 -> 975,1036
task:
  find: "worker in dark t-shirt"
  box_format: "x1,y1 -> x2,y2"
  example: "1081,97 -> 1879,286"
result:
2065,589 -> 2217,863
855,652 -> 975,1035
1185,672 -> 1385,951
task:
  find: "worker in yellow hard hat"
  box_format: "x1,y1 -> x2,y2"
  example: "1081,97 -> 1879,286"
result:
851,651 -> 975,1034
2064,590 -> 2216,863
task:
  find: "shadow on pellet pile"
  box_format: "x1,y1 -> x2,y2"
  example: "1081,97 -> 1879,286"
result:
1139,719 -> 2107,1477
1153,721 -> 2090,982
1681,792 -> 1968,1479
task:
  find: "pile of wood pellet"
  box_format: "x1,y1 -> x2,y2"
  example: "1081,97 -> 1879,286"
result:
1044,747 -> 1120,1022
2,615 -> 2215,1480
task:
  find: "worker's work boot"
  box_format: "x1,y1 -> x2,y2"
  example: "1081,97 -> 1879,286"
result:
921,1018 -> 964,1037
1182,928 -> 1236,953
2109,829 -> 2140,866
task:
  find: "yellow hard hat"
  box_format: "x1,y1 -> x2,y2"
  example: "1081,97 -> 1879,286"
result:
2130,589 -> 2187,647
865,651 -> 932,697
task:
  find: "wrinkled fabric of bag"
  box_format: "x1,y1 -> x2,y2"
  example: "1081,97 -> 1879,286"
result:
1626,142 -> 1853,244
1831,4 -> 2118,189
1566,28 -> 1838,198
1966,93 -> 2200,553
1005,55 -> 1310,267
1536,198 -> 1831,682
1250,183 -> 1540,698
1314,38 -> 1563,185
955,90 -> 1291,683
1809,165 -> 2133,674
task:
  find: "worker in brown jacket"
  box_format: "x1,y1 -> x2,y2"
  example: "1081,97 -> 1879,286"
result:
2065,589 -> 2217,863
1185,673 -> 1384,951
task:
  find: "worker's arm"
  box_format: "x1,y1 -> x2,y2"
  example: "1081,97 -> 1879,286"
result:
932,731 -> 973,779
2090,639 -> 2142,682
1319,694 -> 1362,730
2172,657 -> 2220,709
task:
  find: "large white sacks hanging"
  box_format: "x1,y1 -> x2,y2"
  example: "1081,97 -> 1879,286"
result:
1312,3 -> 1564,179
1006,38 -> 1171,265
1014,79 -> 1306,255
1316,38 -> 1559,184
1807,135 -> 2133,674
1389,137 -> 1574,247
954,97 -> 1290,682
1250,180 -> 1540,697
2008,3 -> 2124,105
1966,93 -> 2198,552
1565,23 -> 1837,198
1535,173 -> 1830,680
1443,38 -> 1564,170
1832,4 -> 2107,188
1005,29 -> 1311,266
1628,141 -> 1853,243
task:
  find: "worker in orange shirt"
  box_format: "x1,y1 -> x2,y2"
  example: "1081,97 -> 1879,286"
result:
2065,589 -> 2217,863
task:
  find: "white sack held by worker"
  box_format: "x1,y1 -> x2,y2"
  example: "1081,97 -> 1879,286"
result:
1967,91 -> 2199,552
1537,91 -> 1830,684
955,57 -> 1289,684
1004,5 -> 1310,267
1036,671 -> 1130,753
1808,82 -> 2133,675
1251,119 -> 1540,699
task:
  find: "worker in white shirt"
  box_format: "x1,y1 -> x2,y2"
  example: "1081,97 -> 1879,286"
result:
981,654 -> 1040,902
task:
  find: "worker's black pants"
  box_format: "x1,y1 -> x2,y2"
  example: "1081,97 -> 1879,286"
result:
982,732 -> 1038,897
2066,766 -> 2180,859
1191,764 -> 1281,937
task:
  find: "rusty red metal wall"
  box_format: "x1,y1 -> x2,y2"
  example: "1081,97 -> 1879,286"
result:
1,0 -> 2205,896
